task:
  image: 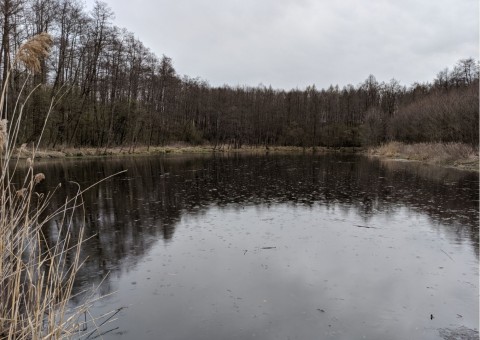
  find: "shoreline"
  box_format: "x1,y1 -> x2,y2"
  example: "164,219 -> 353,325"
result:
15,145 -> 362,159
368,155 -> 479,172
11,142 -> 479,172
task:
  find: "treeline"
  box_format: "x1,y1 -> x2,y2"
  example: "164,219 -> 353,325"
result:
1,0 -> 479,149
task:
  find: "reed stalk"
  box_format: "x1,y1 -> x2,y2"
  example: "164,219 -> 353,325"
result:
0,33 -> 94,339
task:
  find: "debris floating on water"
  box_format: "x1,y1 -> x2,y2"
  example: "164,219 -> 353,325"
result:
441,249 -> 454,262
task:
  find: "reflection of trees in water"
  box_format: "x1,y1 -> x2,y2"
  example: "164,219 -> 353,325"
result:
25,154 -> 479,297
373,159 -> 479,255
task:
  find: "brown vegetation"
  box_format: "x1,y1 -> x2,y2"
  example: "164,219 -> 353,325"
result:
0,33 -> 95,339
12,144 -> 343,158
369,142 -> 479,171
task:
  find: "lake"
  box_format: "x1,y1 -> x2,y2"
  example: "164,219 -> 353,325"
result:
33,153 -> 479,339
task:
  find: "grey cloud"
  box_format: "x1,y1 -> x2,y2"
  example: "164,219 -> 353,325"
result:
87,0 -> 479,89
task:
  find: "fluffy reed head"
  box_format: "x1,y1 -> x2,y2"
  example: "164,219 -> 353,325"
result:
0,119 -> 6,153
34,173 -> 45,184
15,32 -> 53,73
16,188 -> 27,198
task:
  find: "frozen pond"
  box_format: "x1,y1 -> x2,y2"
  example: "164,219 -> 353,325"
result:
34,153 -> 478,339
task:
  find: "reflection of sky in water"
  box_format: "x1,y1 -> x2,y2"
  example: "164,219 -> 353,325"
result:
90,204 -> 478,340
27,154 -> 478,339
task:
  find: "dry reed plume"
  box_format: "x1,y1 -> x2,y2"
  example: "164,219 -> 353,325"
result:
15,32 -> 53,74
0,119 -> 6,153
0,33 -> 98,339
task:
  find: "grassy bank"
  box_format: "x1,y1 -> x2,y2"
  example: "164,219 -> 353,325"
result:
17,144 -> 363,158
14,142 -> 479,172
368,142 -> 479,171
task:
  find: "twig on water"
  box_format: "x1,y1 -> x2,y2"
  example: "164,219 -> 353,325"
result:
85,307 -> 126,339
440,249 -> 454,262
88,327 -> 120,339
356,225 -> 377,229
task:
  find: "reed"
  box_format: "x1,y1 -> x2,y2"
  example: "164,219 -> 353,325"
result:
0,33 -> 93,339
369,141 -> 479,169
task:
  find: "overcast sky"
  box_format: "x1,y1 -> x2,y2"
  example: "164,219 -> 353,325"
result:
85,0 -> 478,90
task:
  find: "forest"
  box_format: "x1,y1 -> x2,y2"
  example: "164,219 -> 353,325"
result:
1,0 -> 478,150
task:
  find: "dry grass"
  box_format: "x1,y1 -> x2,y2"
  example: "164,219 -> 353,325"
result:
369,141 -> 479,171
0,33 -> 97,339
13,144 -> 358,159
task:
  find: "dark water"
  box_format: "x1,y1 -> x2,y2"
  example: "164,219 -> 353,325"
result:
32,153 -> 479,339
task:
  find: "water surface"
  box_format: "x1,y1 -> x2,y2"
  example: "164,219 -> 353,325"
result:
34,153 -> 479,339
